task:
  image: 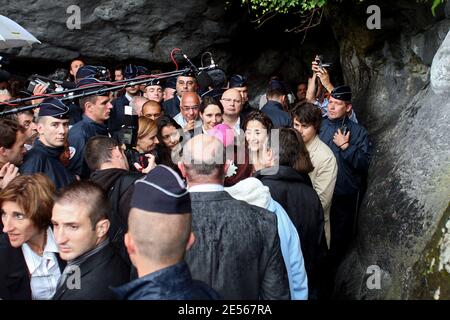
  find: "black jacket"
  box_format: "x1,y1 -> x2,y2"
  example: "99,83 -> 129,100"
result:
319,117 -> 372,196
20,139 -> 76,191
261,100 -> 292,129
53,242 -> 130,300
162,96 -> 180,119
185,191 -> 290,300
254,166 -> 328,299
0,233 -> 65,300
113,261 -> 221,300
90,168 -> 143,265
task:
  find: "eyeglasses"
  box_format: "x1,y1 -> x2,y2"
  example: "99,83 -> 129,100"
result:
221,98 -> 241,104
181,105 -> 200,111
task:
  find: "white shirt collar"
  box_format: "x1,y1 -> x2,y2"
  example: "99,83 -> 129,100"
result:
21,227 -> 59,274
173,112 -> 202,129
125,92 -> 134,102
188,184 -> 224,193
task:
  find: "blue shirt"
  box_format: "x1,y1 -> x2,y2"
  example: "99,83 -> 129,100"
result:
268,199 -> 309,300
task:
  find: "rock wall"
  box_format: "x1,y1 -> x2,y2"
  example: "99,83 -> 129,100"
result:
1,0 -> 340,98
329,0 -> 450,299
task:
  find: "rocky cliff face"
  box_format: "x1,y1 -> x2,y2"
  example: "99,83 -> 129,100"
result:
329,0 -> 450,299
3,0 -> 240,63
2,0 -> 340,96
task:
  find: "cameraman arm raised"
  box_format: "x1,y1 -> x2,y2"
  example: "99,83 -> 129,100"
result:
31,84 -> 48,107
306,72 -> 317,103
312,61 -> 334,93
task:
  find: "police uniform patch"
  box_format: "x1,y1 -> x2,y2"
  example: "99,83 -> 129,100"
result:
69,146 -> 76,160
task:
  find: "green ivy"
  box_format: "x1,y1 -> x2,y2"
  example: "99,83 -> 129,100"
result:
242,0 -> 447,17
432,0 -> 445,15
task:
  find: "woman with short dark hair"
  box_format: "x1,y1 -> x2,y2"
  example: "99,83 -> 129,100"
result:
243,111 -> 273,171
292,103 -> 337,248
199,97 -> 224,133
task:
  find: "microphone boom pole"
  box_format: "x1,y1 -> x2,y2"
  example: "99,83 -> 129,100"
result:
0,65 -> 215,117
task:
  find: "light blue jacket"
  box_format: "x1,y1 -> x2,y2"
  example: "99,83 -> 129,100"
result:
267,199 -> 309,300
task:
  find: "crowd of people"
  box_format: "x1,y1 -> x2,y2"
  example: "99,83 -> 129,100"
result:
0,56 -> 372,300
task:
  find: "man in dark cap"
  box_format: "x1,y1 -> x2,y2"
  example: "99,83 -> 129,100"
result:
229,74 -> 254,119
163,77 -> 177,102
143,79 -> 163,103
67,78 -> 113,179
318,85 -> 372,268
66,65 -> 108,125
162,71 -> 198,119
179,134 -> 290,299
112,165 -> 220,300
20,98 -> 76,190
260,80 -> 292,129
109,64 -> 142,140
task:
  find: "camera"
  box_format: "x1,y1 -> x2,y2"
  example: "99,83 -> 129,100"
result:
27,76 -> 55,94
119,105 -> 138,149
315,55 -> 332,69
93,66 -> 110,81
339,123 -> 349,135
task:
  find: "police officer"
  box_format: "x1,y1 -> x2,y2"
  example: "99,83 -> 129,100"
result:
20,98 -> 76,190
67,78 -> 113,179
318,85 -> 372,265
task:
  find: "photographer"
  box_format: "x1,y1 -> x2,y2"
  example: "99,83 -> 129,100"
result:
125,116 -> 158,173
306,55 -> 358,123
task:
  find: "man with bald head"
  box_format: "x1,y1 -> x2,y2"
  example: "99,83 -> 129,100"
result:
141,100 -> 163,121
178,134 -> 290,300
113,165 -> 220,300
173,92 -> 202,132
220,88 -> 243,136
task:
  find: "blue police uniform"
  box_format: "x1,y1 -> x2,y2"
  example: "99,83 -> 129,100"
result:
261,100 -> 292,128
20,98 -> 75,190
21,140 -> 75,191
67,115 -> 110,179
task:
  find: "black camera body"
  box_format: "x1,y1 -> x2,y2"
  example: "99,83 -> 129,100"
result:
340,123 -> 349,135
27,76 -> 56,94
119,105 -> 138,149
315,55 -> 332,69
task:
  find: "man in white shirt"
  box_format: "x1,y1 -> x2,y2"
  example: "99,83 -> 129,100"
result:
173,92 -> 202,133
220,89 -> 243,137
